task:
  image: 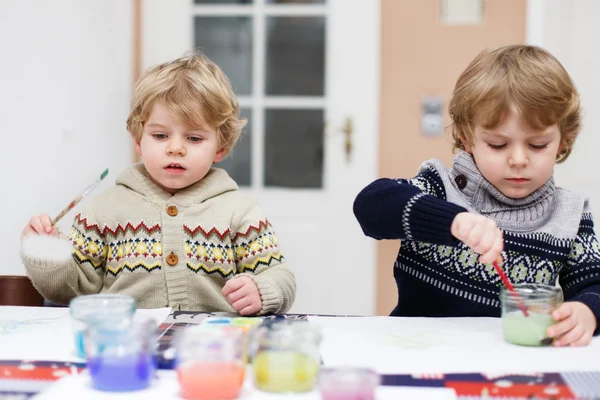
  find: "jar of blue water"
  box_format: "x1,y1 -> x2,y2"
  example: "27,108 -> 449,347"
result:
85,318 -> 156,392
69,294 -> 136,358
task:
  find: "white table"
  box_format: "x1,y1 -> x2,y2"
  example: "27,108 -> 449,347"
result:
0,307 -> 598,399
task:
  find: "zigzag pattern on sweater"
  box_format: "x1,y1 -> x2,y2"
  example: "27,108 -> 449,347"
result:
186,262 -> 236,278
239,253 -> 285,273
72,249 -> 104,270
184,219 -> 272,241
186,252 -> 284,276
74,214 -> 161,238
105,261 -> 162,276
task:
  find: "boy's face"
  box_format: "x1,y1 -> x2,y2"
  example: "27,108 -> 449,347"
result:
462,108 -> 562,199
135,103 -> 225,194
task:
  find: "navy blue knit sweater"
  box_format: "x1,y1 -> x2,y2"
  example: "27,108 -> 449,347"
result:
354,152 -> 600,332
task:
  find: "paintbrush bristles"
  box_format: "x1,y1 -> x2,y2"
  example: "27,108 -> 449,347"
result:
21,235 -> 73,262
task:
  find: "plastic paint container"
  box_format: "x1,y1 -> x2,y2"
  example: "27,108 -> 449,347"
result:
252,320 -> 321,393
85,318 -> 156,391
319,367 -> 380,400
176,325 -> 245,400
500,284 -> 563,346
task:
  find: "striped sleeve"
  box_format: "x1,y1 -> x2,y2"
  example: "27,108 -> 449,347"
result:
353,167 -> 466,244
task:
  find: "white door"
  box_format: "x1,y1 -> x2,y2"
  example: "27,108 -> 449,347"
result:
142,0 -> 380,315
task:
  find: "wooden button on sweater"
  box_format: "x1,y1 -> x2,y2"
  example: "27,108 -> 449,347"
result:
167,205 -> 178,216
166,252 -> 178,266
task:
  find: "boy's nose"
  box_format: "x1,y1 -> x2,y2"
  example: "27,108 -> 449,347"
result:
167,140 -> 186,156
508,147 -> 528,167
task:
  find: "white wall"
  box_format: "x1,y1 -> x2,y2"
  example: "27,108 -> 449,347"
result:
0,0 -> 133,275
528,0 -> 600,219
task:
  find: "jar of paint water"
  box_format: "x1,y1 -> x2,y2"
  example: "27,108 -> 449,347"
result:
500,284 -> 563,346
252,320 -> 321,393
320,367 -> 380,400
176,325 -> 245,400
85,318 -> 156,392
69,294 -> 136,358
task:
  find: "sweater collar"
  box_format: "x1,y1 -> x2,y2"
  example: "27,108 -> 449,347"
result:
116,163 -> 238,207
448,151 -> 555,227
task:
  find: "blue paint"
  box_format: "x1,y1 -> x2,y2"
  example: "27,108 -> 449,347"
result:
88,354 -> 154,392
74,331 -> 86,358
205,318 -> 231,325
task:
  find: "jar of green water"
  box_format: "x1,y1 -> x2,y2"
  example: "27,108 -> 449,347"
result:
500,284 -> 563,346
252,320 -> 321,393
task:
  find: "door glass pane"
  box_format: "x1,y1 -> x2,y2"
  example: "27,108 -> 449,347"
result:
266,0 -> 325,3
194,0 -> 253,4
194,17 -> 253,95
264,109 -> 324,188
216,108 -> 252,186
265,17 -> 325,96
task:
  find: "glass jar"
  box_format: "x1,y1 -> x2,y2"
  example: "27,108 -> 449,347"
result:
320,367 -> 380,400
69,294 -> 136,358
252,320 -> 321,393
500,284 -> 563,346
175,325 -> 245,400
85,318 -> 156,392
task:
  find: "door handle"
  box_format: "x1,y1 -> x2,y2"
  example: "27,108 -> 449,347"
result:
325,117 -> 353,163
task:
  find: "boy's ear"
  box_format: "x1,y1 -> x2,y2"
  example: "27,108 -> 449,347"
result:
460,136 -> 473,153
213,148 -> 226,163
558,138 -> 566,156
134,139 -> 142,157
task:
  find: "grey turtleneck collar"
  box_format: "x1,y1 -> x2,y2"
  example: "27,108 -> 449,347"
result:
419,151 -> 586,236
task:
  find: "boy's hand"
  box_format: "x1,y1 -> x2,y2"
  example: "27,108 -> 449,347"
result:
222,275 -> 262,316
547,301 -> 597,347
21,214 -> 58,242
451,212 -> 503,264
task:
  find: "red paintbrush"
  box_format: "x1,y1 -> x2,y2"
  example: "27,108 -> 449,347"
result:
493,258 -> 529,317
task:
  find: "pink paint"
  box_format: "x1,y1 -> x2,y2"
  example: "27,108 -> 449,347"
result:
177,362 -> 244,400
320,388 -> 376,400
319,367 -> 379,400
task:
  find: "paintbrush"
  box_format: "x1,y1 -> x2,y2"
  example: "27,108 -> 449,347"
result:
493,257 -> 529,317
51,168 -> 109,226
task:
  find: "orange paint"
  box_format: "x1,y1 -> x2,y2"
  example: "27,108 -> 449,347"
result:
177,362 -> 245,400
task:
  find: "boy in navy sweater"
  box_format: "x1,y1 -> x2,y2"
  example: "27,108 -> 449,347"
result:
354,45 -> 600,347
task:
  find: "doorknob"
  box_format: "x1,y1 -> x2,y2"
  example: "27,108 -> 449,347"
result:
341,117 -> 353,163
325,117 -> 353,163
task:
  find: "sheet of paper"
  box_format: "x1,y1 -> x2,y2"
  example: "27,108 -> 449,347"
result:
308,316 -> 600,374
0,306 -> 171,362
33,370 -> 457,400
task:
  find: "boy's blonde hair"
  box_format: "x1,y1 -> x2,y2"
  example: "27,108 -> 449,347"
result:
449,45 -> 581,163
126,52 -> 247,157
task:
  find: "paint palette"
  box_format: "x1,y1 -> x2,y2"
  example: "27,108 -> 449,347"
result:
155,312 -> 309,370
201,316 -> 264,331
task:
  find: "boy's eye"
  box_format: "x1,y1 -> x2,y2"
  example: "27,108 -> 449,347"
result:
153,133 -> 168,139
188,136 -> 203,143
530,143 -> 549,150
487,143 -> 506,149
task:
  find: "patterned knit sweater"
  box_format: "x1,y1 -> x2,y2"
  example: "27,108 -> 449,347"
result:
354,151 -> 600,331
21,163 -> 296,313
